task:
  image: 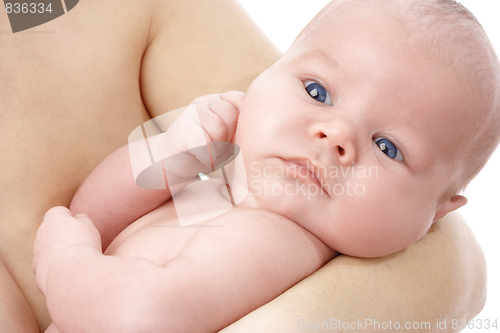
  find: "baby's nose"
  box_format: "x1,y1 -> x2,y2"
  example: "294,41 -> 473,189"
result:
309,120 -> 356,166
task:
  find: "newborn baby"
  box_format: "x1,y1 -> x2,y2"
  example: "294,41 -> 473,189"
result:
33,0 -> 500,332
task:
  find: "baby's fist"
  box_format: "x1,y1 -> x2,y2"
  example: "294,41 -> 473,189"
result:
190,91 -> 244,145
33,207 -> 101,295
159,92 -> 244,180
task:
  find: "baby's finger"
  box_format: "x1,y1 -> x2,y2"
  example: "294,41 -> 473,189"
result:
208,96 -> 241,141
197,105 -> 229,144
220,91 -> 245,111
43,206 -> 71,220
74,213 -> 96,226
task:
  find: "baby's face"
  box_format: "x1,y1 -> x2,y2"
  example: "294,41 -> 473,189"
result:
233,13 -> 470,257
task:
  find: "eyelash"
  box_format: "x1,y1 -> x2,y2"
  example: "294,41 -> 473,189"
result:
304,80 -> 333,106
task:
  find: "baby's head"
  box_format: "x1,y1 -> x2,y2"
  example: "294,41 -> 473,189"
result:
233,0 -> 500,257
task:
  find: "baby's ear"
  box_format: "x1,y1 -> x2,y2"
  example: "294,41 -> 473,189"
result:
433,195 -> 468,222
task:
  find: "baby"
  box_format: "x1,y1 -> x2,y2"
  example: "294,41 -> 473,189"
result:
33,0 -> 500,332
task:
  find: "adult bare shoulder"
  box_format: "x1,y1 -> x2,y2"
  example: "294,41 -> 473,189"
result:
221,211 -> 486,333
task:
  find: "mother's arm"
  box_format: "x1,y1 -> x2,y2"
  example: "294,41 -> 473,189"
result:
142,1 -> 486,331
220,211 -> 486,333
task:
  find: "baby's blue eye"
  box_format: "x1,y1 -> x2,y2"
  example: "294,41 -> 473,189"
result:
374,138 -> 404,161
304,80 -> 332,106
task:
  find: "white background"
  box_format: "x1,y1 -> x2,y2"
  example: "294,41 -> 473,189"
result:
238,0 -> 500,329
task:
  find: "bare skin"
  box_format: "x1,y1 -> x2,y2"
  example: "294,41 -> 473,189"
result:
0,0 -> 486,332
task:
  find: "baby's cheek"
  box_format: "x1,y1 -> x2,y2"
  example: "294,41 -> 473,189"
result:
328,185 -> 425,258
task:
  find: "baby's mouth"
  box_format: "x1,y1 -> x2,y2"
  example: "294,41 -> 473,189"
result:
280,158 -> 329,196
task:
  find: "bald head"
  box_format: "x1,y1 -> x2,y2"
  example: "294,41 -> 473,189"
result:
295,0 -> 500,195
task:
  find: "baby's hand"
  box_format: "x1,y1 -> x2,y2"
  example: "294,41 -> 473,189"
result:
32,207 -> 101,295
160,91 -> 244,182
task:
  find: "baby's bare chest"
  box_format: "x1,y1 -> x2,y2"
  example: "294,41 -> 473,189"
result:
104,180 -> 277,265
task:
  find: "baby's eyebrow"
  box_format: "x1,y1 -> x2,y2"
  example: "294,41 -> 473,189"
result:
292,49 -> 340,71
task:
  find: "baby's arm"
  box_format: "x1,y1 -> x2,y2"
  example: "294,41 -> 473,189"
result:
69,141 -> 172,249
34,207 -> 335,333
70,92 -> 243,248
34,207 -> 178,333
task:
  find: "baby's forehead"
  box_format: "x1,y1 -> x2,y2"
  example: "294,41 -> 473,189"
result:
295,1 -> 494,115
